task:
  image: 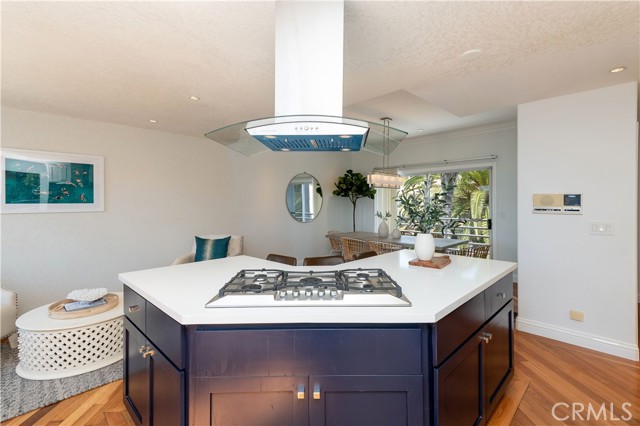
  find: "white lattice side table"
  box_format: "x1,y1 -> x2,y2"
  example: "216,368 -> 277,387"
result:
15,292 -> 124,380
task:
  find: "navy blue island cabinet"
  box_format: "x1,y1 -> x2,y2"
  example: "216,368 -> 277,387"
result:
122,274 -> 513,426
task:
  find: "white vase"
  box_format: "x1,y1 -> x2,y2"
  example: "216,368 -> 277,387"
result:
378,220 -> 389,238
390,227 -> 401,239
414,233 -> 435,261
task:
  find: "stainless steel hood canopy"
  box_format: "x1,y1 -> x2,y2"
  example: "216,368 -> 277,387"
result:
205,1 -> 407,156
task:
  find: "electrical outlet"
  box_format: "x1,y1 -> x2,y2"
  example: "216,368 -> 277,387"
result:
570,310 -> 584,322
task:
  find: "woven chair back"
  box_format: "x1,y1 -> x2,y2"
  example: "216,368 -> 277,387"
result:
369,241 -> 403,255
340,237 -> 369,261
450,245 -> 491,259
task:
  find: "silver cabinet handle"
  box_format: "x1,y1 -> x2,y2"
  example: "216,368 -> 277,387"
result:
497,292 -> 506,298
138,345 -> 146,354
480,332 -> 493,344
142,348 -> 155,358
128,305 -> 141,312
297,385 -> 305,400
313,384 -> 321,400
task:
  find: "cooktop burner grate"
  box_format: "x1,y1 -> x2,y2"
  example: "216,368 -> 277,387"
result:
206,268 -> 410,308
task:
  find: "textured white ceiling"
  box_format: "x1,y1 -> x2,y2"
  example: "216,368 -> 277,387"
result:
2,1 -> 638,141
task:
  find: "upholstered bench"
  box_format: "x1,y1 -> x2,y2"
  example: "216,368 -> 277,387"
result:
1,287 -> 18,348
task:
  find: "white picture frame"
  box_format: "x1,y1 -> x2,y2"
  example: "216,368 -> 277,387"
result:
1,148 -> 104,213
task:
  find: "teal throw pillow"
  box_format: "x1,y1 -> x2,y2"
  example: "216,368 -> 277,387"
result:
194,236 -> 231,262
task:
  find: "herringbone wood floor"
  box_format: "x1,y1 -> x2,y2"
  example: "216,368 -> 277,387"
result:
3,330 -> 639,426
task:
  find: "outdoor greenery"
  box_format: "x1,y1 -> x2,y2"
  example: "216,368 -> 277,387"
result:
333,169 -> 376,232
395,170 -> 490,242
451,170 -> 490,242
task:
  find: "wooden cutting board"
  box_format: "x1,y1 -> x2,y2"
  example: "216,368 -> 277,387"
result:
48,293 -> 119,319
409,255 -> 451,269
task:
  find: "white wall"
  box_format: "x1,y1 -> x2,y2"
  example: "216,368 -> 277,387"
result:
226,150 -> 353,260
373,123 -> 519,263
517,82 -> 639,360
0,108 -> 360,313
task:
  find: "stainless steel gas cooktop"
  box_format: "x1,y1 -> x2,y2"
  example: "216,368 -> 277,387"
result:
205,268 -> 411,308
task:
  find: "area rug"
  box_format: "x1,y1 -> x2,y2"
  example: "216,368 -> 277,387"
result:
0,342 -> 123,421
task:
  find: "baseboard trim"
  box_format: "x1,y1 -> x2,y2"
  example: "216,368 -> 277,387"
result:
516,317 -> 639,361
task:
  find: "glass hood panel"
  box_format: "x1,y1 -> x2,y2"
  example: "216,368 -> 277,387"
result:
205,115 -> 408,157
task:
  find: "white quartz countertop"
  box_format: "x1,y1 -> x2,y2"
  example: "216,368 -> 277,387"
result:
118,250 -> 517,325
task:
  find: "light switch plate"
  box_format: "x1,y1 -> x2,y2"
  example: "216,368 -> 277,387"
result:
589,221 -> 615,235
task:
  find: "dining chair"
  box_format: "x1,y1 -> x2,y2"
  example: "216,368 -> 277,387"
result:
327,230 -> 343,256
368,241 -> 403,255
352,251 -> 378,261
340,237 -> 369,261
303,255 -> 345,266
447,244 -> 491,259
266,253 -> 298,266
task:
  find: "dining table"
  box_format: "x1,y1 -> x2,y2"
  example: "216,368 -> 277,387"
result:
326,231 -> 466,253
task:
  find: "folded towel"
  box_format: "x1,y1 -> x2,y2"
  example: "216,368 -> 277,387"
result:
67,287 -> 108,302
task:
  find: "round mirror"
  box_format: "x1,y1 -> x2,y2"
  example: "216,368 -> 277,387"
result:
286,173 -> 323,222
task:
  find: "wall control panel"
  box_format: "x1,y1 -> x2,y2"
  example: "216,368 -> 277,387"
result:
532,193 -> 582,214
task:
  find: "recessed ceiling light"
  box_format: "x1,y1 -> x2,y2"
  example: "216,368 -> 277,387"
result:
462,49 -> 482,60
149,119 -> 157,123
417,129 -> 424,132
609,66 -> 626,73
189,96 -> 200,101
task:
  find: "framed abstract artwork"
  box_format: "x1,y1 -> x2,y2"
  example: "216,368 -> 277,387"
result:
1,148 -> 104,213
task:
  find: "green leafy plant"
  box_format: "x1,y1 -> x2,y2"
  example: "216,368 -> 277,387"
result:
395,178 -> 446,234
440,217 -> 467,237
333,169 -> 376,231
376,211 -> 392,221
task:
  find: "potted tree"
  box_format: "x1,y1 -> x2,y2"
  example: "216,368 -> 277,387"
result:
333,170 -> 376,232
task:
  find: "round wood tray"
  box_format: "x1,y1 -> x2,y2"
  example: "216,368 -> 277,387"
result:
48,293 -> 119,319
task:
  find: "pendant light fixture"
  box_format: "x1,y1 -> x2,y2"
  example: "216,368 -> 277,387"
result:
367,118 -> 405,189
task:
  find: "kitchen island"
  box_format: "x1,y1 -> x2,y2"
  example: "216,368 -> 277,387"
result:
119,250 -> 517,426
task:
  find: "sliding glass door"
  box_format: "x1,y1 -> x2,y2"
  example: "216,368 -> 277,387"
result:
376,166 -> 493,255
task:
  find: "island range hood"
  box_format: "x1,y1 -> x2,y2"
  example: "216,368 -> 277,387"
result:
205,1 -> 407,156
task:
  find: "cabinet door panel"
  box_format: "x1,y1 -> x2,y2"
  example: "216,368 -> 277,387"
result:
151,344 -> 185,426
193,376 -> 308,426
309,375 -> 423,426
124,319 -> 150,426
435,335 -> 483,426
484,302 -> 513,417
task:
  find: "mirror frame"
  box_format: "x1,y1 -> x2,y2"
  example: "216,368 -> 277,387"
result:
285,172 -> 323,223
